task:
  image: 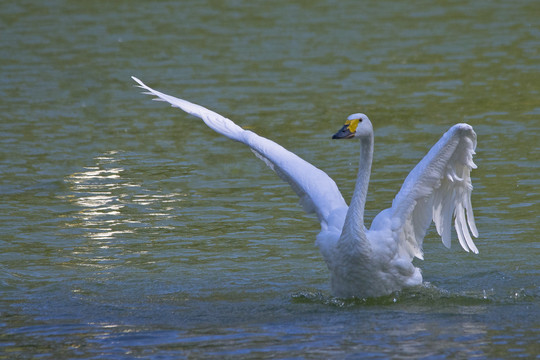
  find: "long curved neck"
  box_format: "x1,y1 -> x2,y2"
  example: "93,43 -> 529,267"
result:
342,134 -> 373,240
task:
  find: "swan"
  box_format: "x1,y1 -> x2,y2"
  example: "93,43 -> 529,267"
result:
132,76 -> 479,298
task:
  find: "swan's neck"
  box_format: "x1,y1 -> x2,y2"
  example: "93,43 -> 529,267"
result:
342,134 -> 373,240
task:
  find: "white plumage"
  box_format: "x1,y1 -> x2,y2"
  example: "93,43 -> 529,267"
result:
132,77 -> 479,298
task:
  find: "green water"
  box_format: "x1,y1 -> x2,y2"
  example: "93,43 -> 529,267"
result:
1,0 -> 539,358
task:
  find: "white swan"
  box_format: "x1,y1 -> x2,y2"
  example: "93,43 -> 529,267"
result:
132,76 -> 479,298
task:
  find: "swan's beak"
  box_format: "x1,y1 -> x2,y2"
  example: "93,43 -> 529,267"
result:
332,124 -> 355,139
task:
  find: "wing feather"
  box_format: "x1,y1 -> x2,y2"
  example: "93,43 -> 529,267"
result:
371,124 -> 479,260
132,77 -> 347,229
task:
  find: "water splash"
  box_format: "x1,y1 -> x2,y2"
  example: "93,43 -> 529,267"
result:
291,282 -> 495,307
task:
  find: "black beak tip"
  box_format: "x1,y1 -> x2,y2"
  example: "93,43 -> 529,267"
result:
332,124 -> 352,140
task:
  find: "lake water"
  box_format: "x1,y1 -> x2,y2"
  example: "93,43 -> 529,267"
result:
1,0 -> 539,358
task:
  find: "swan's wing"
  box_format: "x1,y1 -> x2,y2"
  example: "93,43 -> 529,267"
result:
132,77 -> 347,229
370,124 -> 478,260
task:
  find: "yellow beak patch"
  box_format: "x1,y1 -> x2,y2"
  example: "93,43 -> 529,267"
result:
345,119 -> 360,133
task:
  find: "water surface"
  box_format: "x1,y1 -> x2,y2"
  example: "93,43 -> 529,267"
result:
1,0 -> 539,358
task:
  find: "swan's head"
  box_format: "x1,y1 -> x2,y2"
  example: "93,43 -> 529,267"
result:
332,113 -> 373,139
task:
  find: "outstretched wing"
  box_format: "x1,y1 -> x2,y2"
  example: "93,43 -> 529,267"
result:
132,76 -> 347,229
370,124 -> 479,260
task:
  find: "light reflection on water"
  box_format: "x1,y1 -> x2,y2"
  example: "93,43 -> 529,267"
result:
64,151 -> 134,241
62,151 -> 186,244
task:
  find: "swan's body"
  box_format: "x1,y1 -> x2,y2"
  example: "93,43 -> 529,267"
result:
132,76 -> 479,298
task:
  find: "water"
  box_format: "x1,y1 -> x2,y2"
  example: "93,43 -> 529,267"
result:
1,0 -> 539,358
